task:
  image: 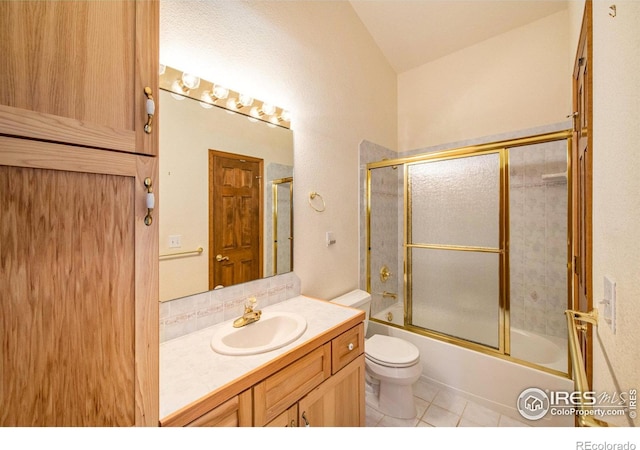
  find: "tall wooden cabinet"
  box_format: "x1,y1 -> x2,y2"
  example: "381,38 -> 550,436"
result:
0,1 -> 159,426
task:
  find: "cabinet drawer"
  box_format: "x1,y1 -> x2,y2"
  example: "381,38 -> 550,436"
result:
254,343 -> 331,426
186,390 -> 252,427
331,323 -> 364,374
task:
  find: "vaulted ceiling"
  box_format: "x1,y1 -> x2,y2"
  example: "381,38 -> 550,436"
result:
349,1 -> 569,73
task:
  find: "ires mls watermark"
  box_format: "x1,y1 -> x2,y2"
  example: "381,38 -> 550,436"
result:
516,387 -> 637,421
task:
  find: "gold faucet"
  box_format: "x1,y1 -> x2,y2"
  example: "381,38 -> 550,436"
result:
233,297 -> 262,328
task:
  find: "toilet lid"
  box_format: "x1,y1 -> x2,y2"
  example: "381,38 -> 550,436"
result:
365,335 -> 420,368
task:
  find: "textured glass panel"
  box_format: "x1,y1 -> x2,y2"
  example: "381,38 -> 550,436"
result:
409,153 -> 500,248
409,248 -> 500,348
369,166 -> 404,317
508,142 -> 568,372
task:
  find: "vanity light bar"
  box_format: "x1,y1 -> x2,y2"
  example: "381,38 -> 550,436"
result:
159,64 -> 291,129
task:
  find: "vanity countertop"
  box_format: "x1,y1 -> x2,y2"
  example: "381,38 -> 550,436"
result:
159,295 -> 362,421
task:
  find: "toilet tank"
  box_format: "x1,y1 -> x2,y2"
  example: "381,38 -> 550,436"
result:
331,289 -> 371,334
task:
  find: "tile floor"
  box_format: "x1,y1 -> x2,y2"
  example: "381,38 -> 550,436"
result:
365,378 -> 531,427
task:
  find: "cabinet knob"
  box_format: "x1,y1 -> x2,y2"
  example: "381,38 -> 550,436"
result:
348,343 -> 354,351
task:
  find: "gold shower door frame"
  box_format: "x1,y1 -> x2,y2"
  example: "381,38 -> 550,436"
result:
366,130 -> 574,377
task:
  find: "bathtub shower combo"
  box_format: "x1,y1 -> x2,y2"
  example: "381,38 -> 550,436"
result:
363,130 -> 573,378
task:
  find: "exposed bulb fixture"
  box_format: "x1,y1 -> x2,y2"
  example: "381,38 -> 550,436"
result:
159,64 -> 291,129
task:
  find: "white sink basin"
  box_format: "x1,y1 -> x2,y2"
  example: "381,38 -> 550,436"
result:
210,311 -> 307,356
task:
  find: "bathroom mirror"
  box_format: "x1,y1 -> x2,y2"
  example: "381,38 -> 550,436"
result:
159,89 -> 294,302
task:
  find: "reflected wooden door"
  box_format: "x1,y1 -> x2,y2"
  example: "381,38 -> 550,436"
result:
209,151 -> 263,289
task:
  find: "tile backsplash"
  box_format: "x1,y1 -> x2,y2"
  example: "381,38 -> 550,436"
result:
159,272 -> 301,342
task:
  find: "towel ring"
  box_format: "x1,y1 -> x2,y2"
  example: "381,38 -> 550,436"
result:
308,191 -> 326,212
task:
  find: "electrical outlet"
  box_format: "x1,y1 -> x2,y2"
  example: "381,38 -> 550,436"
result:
169,235 -> 182,248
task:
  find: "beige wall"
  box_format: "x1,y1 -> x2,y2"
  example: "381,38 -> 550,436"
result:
591,0 -> 640,427
397,9 -> 572,152
160,1 -> 397,300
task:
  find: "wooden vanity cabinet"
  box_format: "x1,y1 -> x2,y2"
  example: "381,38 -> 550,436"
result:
166,321 -> 365,428
0,1 -> 159,426
256,323 -> 365,427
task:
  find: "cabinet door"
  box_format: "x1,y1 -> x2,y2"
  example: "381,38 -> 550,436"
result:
265,404 -> 298,427
0,138 -> 158,426
253,344 -> 331,426
0,0 -> 158,156
297,354 -> 365,427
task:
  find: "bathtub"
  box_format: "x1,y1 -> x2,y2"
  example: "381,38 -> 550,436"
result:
370,302 -> 574,426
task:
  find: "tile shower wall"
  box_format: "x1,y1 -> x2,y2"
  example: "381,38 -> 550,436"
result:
509,141 -> 568,338
159,272 -> 301,342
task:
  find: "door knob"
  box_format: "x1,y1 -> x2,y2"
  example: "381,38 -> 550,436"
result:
216,254 -> 229,262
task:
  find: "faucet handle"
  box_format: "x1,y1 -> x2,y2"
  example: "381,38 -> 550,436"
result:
245,296 -> 258,312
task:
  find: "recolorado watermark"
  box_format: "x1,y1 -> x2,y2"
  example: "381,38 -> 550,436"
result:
516,387 -> 637,421
576,442 -> 636,450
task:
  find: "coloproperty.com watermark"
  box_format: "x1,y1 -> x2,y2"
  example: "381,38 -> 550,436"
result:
516,387 -> 637,422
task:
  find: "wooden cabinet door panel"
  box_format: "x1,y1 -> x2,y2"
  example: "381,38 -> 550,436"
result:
0,0 -> 158,155
0,138 -> 158,426
297,355 -> 365,427
253,344 -> 331,426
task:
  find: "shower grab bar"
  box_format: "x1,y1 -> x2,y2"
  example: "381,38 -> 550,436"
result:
376,291 -> 398,299
564,309 -> 613,427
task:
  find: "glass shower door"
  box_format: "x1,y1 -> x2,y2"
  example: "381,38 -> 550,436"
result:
406,152 -> 503,349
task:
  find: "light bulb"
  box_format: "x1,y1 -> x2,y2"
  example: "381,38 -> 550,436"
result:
199,92 -> 214,109
249,106 -> 261,118
181,72 -> 200,90
239,94 -> 253,108
213,85 -> 229,100
261,103 -> 276,116
280,110 -> 291,122
226,98 -> 238,111
171,79 -> 189,95
159,64 -> 166,75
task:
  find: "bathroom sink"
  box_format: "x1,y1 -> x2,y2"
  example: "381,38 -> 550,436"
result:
210,311 -> 307,356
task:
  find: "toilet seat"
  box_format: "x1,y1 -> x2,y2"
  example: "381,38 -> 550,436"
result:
365,335 -> 420,368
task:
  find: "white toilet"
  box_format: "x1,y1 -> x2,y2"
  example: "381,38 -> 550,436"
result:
331,289 -> 422,419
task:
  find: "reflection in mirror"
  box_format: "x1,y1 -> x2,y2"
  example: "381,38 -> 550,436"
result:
271,177 -> 293,276
159,89 -> 294,302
